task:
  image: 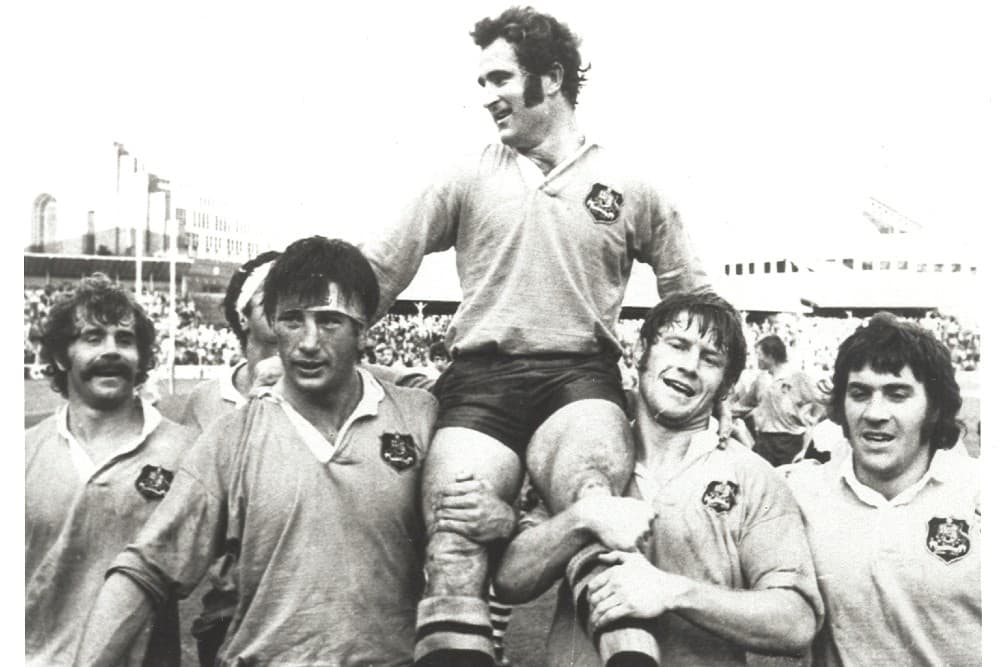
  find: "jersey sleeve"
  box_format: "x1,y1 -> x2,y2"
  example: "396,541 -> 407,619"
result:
737,459 -> 825,627
358,161 -> 470,321
108,410 -> 244,604
632,184 -> 712,298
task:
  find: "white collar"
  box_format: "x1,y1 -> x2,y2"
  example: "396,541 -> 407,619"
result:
265,367 -> 384,463
839,446 -> 963,508
634,417 -> 721,495
219,360 -> 247,406
514,140 -> 596,188
57,397 -> 162,483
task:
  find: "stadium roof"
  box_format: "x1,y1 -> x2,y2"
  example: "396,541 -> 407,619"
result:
394,251 -> 669,310
24,252 -> 193,283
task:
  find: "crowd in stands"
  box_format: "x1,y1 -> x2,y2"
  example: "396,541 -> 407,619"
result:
24,284 -> 239,371
24,285 -> 981,378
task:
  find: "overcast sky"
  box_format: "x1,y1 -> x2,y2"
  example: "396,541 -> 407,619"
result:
6,0 -> 998,254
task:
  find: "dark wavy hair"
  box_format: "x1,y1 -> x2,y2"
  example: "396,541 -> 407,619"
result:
263,236 -> 379,325
40,273 -> 157,397
471,6 -> 588,107
756,334 -> 788,364
830,312 -> 963,452
223,250 -> 281,349
638,291 -> 747,398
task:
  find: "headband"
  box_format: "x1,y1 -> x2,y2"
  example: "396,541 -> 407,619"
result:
235,260 -> 274,314
303,281 -> 368,326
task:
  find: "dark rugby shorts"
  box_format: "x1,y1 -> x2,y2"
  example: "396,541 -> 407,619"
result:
432,351 -> 627,459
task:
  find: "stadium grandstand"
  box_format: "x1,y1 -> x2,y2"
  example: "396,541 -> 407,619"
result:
22,153 -> 980,428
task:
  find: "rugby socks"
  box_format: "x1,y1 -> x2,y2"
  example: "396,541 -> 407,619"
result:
488,587 -> 512,665
415,595 -> 495,667
567,544 -> 661,667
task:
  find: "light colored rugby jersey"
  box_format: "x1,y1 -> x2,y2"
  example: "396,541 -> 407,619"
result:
110,368 -> 437,666
361,142 -> 709,356
787,448 -> 980,667
752,369 -> 823,436
25,400 -> 192,667
180,360 -> 247,433
535,419 -> 823,667
181,360 -> 435,636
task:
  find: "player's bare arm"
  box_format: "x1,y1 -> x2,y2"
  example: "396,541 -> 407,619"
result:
589,552 -> 816,656
494,495 -> 654,604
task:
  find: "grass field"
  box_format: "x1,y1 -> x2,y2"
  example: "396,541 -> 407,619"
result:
24,372 -> 982,665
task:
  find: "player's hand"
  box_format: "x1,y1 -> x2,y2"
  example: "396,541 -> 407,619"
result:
588,551 -> 689,629
574,496 -> 655,552
430,473 -> 516,543
250,356 -> 283,390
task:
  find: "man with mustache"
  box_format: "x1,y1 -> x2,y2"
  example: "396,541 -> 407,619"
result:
25,273 -> 192,666
361,7 -> 710,665
75,237 -> 468,665
785,313 -> 980,665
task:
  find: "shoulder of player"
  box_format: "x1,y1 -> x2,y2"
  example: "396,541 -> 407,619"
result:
146,417 -> 199,458
379,380 -> 439,417
25,410 -> 61,452
430,144 -> 511,183
586,145 -> 680,206
713,442 -> 801,498
933,446 -> 980,488
187,376 -> 221,401
782,460 -> 839,504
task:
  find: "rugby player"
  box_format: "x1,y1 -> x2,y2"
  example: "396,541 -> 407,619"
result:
26,273 -> 191,666
735,335 -> 826,466
165,251 -> 279,666
76,237 -> 450,664
360,8 -> 710,665
786,313 -> 980,665
493,291 -> 822,666
177,250 -> 280,433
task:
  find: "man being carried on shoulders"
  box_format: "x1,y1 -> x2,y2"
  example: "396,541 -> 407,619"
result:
362,8 -> 711,665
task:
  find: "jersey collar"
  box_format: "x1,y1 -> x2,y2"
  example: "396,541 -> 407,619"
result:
633,417 -> 721,495
839,446 -> 964,508
57,397 -> 162,483
513,140 -> 597,189
266,367 -> 384,463
219,359 -> 248,406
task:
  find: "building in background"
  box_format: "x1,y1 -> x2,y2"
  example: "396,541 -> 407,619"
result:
712,197 -> 982,324
23,140 -> 264,298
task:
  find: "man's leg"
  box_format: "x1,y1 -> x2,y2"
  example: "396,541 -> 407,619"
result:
528,399 -> 660,667
416,427 -> 522,667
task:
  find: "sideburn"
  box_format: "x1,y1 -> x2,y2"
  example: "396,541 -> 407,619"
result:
524,73 -> 544,107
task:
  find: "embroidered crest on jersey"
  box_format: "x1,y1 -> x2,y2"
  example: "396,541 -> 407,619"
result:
381,432 -> 417,471
702,481 -> 739,513
926,516 -> 970,563
584,183 -> 624,223
135,465 -> 174,500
